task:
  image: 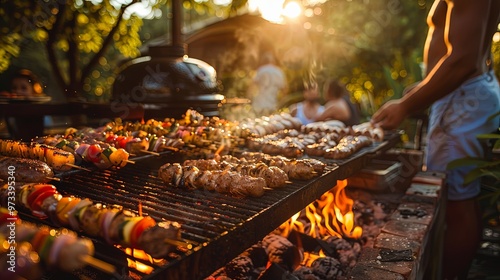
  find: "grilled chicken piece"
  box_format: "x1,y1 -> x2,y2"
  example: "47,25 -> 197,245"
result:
137,221 -> 181,259
239,152 -> 326,180
233,163 -> 288,189
184,159 -> 288,188
324,135 -> 373,160
79,204 -> 104,236
230,175 -> 265,197
268,158 -> 317,181
183,158 -> 219,170
158,163 -> 266,197
158,163 -> 183,187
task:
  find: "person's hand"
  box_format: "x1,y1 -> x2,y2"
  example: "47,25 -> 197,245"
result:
371,99 -> 407,130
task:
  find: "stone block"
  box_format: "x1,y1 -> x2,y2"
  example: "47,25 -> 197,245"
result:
381,220 -> 428,240
390,202 -> 434,225
350,248 -> 413,279
374,232 -> 421,255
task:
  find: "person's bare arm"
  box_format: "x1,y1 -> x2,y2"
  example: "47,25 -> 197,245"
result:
314,101 -> 350,122
289,103 -> 298,117
372,0 -> 492,129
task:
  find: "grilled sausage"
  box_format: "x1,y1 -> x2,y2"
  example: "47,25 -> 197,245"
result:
0,156 -> 54,183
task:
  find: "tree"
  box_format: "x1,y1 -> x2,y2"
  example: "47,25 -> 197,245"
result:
295,0 -> 431,116
0,0 -> 228,101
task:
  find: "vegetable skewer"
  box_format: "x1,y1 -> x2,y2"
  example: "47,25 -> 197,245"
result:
0,183 -> 186,259
0,208 -> 117,277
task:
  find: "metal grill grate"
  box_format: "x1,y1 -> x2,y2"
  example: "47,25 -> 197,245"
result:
30,132 -> 401,279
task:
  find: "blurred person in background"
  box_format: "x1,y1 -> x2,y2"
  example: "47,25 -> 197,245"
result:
1,69 -> 44,98
289,82 -> 325,125
2,69 -> 52,140
247,51 -> 288,116
314,79 -> 360,126
11,69 -> 43,97
371,1 -> 500,279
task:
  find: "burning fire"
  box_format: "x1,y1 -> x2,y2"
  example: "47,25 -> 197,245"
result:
303,250 -> 327,267
125,248 -> 155,274
279,179 -> 362,240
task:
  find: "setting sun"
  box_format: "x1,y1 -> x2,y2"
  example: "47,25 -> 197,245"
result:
283,1 -> 302,19
249,0 -> 302,23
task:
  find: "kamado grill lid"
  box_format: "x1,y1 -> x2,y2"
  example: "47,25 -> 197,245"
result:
111,0 -> 224,119
112,45 -> 222,104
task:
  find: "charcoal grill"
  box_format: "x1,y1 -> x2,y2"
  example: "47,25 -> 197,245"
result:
111,0 -> 224,120
21,132 -> 401,280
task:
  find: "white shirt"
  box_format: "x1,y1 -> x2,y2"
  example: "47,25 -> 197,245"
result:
296,102 -> 325,125
251,64 -> 287,113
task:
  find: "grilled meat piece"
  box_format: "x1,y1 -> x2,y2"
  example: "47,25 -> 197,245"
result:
79,204 -> 104,236
268,157 -> 317,181
137,221 -> 181,259
238,152 -> 326,180
230,174 -> 266,197
0,156 -> 54,183
184,159 -> 289,189
158,162 -> 266,197
323,135 -> 373,160
158,163 -> 183,187
183,158 -> 219,170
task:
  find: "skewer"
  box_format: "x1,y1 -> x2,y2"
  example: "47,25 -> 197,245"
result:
164,238 -> 193,249
138,201 -> 143,217
232,148 -> 246,154
286,181 -> 293,184
140,150 -> 160,156
263,187 -> 273,191
165,146 -> 179,152
80,254 -> 117,275
47,177 -> 61,181
125,160 -> 135,164
214,144 -> 225,156
65,163 -> 92,172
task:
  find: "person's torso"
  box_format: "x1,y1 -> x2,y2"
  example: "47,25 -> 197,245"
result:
296,102 -> 325,125
424,0 -> 500,78
252,65 -> 286,110
254,65 -> 286,90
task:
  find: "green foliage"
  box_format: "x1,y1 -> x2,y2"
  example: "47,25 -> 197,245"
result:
288,0 -> 431,118
447,128 -> 500,205
0,34 -> 21,73
1,0 -> 497,107
447,157 -> 500,185
0,0 -> 252,101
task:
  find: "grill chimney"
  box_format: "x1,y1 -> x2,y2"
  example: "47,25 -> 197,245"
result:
112,0 -> 223,119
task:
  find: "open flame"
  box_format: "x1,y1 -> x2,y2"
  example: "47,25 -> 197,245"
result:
303,250 -> 327,267
125,248 -> 155,274
279,179 -> 362,240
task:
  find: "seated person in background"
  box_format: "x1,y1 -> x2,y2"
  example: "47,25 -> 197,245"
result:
3,69 -> 49,140
315,79 -> 360,126
2,69 -> 45,98
289,82 -> 325,125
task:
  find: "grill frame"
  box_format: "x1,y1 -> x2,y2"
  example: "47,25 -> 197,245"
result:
29,132 -> 401,280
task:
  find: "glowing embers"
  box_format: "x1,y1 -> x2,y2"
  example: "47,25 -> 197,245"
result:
280,179 -> 362,240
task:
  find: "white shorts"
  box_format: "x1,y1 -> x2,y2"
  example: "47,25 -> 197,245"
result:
426,71 -> 500,200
